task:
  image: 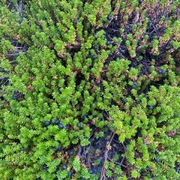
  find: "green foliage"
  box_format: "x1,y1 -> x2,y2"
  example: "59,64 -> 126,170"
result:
73,157 -> 81,172
0,0 -> 180,180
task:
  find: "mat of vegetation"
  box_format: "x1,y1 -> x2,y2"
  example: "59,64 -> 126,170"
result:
0,0 -> 180,180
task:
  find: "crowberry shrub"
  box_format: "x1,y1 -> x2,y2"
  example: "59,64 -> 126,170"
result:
0,0 -> 179,179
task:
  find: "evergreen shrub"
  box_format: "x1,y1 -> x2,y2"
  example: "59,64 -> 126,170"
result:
0,0 -> 180,179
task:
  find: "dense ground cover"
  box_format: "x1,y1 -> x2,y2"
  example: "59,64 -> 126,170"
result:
0,0 -> 180,179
